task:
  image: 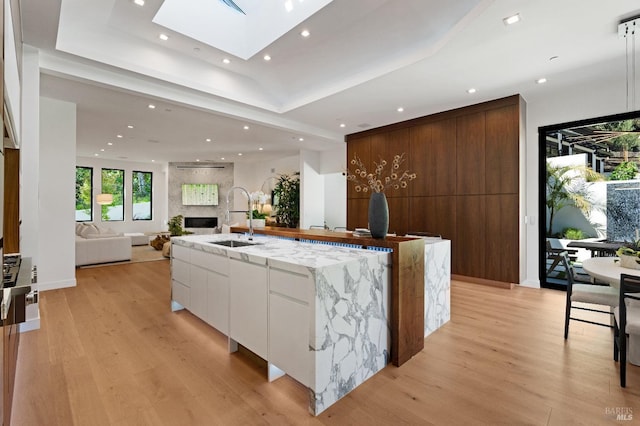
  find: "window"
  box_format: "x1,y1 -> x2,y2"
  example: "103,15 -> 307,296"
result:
75,166 -> 93,221
132,171 -> 152,220
101,168 -> 124,221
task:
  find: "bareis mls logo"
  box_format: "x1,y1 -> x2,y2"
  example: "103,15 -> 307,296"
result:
605,407 -> 633,421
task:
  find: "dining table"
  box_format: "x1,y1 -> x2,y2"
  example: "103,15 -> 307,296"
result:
581,256 -> 640,365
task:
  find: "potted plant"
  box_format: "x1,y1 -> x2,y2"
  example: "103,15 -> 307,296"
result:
168,214 -> 193,236
247,209 -> 268,228
273,172 -> 300,228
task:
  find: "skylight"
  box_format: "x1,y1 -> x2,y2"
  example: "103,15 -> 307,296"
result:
153,0 -> 333,60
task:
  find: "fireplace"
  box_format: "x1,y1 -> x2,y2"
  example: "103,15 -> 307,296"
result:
184,217 -> 218,228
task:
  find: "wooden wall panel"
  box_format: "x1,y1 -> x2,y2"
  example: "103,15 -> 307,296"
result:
485,194 -> 519,283
456,112 -> 485,195
346,198 -> 368,231
346,95 -> 523,286
486,105 -> 519,194
409,119 -> 456,197
346,136 -> 371,199
371,129 -> 410,199
3,148 -> 19,254
387,196 -> 409,236
455,196 -> 486,277
408,196 -> 456,241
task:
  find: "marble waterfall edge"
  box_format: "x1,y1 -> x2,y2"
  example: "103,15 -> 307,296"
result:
309,254 -> 391,415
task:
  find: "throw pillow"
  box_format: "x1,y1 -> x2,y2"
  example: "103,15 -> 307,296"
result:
80,224 -> 99,238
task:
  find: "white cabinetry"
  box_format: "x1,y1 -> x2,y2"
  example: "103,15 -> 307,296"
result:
268,267 -> 311,387
229,258 -> 268,359
171,244 -> 191,309
171,244 -> 230,335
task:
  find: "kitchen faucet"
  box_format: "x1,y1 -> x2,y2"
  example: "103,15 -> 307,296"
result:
226,186 -> 253,240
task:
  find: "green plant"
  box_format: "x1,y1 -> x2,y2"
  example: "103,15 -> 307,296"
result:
273,172 -> 300,228
610,161 -> 638,180
247,209 -> 268,220
168,214 -> 192,236
563,227 -> 586,240
546,162 -> 604,236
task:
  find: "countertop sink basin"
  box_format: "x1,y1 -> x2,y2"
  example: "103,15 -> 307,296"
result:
208,240 -> 259,248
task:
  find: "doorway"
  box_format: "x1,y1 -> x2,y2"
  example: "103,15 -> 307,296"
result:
539,110 -> 640,288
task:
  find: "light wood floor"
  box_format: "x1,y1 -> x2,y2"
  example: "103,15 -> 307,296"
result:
10,260 -> 640,425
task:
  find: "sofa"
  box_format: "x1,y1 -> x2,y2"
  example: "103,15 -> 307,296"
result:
75,223 -> 132,266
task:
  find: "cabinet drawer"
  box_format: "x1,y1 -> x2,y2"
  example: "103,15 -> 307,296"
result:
172,280 -> 190,308
172,258 -> 190,285
269,268 -> 309,303
191,249 -> 228,275
172,244 -> 190,262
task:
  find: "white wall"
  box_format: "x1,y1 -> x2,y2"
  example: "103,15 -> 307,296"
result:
39,97 -> 77,290
20,46 -> 39,262
323,172 -> 346,229
78,157 -> 169,234
300,150 -> 324,229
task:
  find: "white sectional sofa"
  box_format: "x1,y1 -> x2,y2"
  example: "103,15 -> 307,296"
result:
75,223 -> 132,266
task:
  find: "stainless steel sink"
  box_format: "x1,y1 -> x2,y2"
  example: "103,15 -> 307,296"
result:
208,240 -> 259,248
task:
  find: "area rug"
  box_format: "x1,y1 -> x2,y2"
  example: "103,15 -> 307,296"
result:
79,245 -> 168,269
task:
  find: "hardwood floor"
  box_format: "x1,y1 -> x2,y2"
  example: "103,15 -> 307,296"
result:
10,260 -> 640,425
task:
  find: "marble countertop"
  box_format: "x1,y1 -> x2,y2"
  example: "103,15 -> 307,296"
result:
172,234 -> 389,270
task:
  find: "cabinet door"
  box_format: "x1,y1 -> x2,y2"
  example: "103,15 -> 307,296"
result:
229,260 -> 268,359
207,270 -> 229,335
269,268 -> 311,386
269,294 -> 310,387
189,265 -> 208,320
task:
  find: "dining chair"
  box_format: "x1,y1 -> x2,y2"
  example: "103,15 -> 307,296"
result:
563,251 -> 618,339
613,274 -> 640,387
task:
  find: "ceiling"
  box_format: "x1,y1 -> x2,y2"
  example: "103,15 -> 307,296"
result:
17,0 -> 640,164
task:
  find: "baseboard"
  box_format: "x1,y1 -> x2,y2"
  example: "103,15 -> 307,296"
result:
519,278 -> 540,288
19,317 -> 40,333
452,274 -> 514,289
38,278 -> 76,291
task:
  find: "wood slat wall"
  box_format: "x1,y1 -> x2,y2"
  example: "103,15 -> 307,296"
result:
346,95 -> 524,286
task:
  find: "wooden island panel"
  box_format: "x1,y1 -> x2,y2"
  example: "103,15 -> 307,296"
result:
231,226 -> 425,366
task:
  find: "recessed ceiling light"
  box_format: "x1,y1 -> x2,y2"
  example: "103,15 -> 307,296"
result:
196,159 -> 200,162
263,54 -> 271,61
107,142 -> 113,146
221,157 -> 225,160
299,137 -> 304,141
243,125 -> 249,130
467,88 -> 477,94
503,13 -> 520,26
259,147 -> 263,151
205,138 -> 212,142
159,33 -> 169,41
94,153 -> 99,157
397,107 -> 404,112
340,123 -> 346,128
223,58 -> 231,64
117,134 -> 123,138
151,159 -> 155,162
100,148 -> 105,152
536,77 -> 548,84
133,0 -> 145,6
285,0 -> 293,12
301,29 -> 310,37
148,104 -> 156,109
238,153 -> 243,156
127,125 -> 134,129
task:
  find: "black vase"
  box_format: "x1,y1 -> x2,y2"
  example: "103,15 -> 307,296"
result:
368,192 -> 389,239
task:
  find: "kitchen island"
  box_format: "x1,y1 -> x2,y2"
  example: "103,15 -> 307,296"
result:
171,234 -> 392,415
